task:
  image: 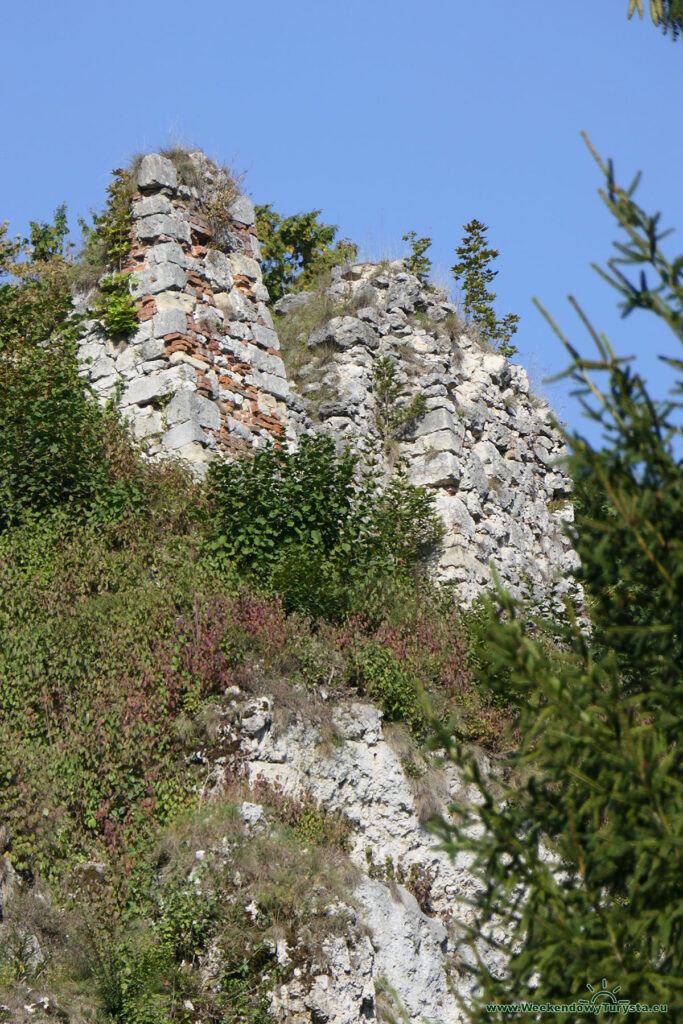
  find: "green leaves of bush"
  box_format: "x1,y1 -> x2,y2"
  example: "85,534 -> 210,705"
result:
0,342 -> 136,530
254,205 -> 358,302
204,434 -> 443,620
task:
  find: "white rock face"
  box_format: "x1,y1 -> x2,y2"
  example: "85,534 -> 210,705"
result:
281,260 -> 582,608
234,698 -> 507,1023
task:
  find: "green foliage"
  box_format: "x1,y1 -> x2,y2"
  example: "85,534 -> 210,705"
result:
255,204 -> 358,302
451,219 -> 519,356
78,169 -> 135,275
372,355 -> 427,452
76,168 -> 138,338
0,300 -> 152,529
0,214 -> 78,353
627,0 -> 683,37
27,202 -> 69,262
432,143 -> 683,1020
92,272 -> 139,337
402,230 -> 432,284
351,643 -> 423,729
204,434 -> 442,620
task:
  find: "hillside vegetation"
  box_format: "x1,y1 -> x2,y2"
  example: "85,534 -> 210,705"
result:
0,130 -> 681,1023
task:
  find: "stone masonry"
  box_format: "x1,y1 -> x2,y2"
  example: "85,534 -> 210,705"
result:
77,152 -> 297,472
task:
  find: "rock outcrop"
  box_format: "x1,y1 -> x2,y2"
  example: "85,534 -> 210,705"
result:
202,690 -> 509,1024
276,261 -> 580,606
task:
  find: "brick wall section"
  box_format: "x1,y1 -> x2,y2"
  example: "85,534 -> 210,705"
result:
77,152 -> 295,472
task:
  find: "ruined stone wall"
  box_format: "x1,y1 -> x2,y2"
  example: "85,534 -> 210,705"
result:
77,153 -> 296,472
76,152 -> 579,605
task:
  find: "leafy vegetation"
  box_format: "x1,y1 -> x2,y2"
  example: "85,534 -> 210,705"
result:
451,219 -> 519,357
432,140 -> 683,1021
77,168 -> 138,337
254,205 -> 358,302
204,433 -> 442,621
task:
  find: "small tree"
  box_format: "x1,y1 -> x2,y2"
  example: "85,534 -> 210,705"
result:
373,355 -> 426,453
402,231 -> 432,285
0,211 -> 146,528
254,205 -> 358,302
432,141 -> 683,1021
451,219 -> 519,356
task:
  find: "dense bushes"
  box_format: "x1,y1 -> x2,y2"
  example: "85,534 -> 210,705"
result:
0,341 -> 150,530
204,433 -> 443,620
254,205 -> 358,301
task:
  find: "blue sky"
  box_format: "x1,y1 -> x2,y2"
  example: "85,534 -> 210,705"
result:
2,0 -> 681,442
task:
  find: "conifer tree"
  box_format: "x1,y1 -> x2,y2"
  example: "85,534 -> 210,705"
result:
451,220 -> 519,357
433,140 -> 683,1022
627,0 -> 683,38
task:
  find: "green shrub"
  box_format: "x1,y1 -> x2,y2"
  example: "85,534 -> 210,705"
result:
92,271 -> 139,337
204,434 -> 442,620
0,340 -> 148,530
255,205 -> 358,302
351,642 -> 423,728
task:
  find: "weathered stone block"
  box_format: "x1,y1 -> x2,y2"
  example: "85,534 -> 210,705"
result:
153,308 -> 187,337
409,451 -> 461,487
204,250 -> 233,291
252,323 -> 279,351
140,338 -> 166,360
420,428 -> 464,454
228,253 -> 260,280
137,154 -> 178,191
161,421 -> 211,451
225,416 -> 254,442
248,346 -> 287,378
132,195 -> 173,219
229,196 -> 255,226
131,263 -> 186,296
148,242 -> 187,267
155,291 -> 195,313
166,391 -> 221,430
78,341 -> 106,363
308,316 -> 379,351
136,215 -> 191,244
121,365 -> 195,407
133,409 -> 163,439
89,355 -> 116,381
460,454 -> 488,494
249,369 -> 290,401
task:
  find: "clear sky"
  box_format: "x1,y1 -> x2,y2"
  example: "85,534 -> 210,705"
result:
2,0 -> 681,443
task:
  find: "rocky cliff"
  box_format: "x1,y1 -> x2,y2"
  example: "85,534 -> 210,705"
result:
77,151 -> 579,609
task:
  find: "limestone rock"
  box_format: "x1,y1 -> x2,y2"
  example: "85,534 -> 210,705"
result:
137,153 -> 178,191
